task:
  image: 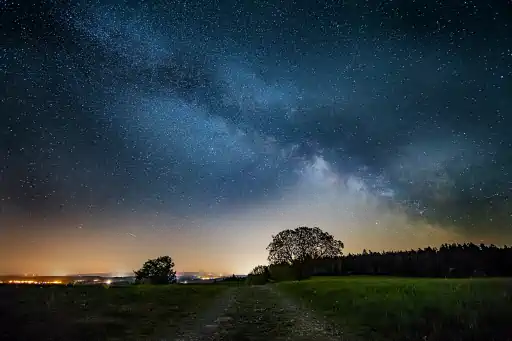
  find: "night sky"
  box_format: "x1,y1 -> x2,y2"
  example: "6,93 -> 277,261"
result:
1,0 -> 511,275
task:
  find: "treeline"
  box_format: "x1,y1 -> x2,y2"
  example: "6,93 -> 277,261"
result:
342,243 -> 512,277
248,243 -> 512,284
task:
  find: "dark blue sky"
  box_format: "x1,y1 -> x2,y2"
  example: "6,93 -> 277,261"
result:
1,0 -> 511,274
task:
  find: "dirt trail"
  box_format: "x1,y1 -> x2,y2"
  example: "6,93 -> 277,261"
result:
171,286 -> 241,341
172,285 -> 351,341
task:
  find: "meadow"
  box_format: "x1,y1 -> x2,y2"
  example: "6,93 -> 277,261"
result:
2,277 -> 511,341
276,276 -> 512,341
0,284 -> 228,341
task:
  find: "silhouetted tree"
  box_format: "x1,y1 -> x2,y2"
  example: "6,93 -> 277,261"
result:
250,265 -> 269,276
134,256 -> 176,284
247,265 -> 270,285
267,226 -> 344,279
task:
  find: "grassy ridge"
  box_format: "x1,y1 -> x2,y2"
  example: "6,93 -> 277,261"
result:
276,276 -> 512,341
0,284 -> 228,340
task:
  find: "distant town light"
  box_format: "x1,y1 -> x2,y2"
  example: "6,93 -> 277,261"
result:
6,280 -> 63,285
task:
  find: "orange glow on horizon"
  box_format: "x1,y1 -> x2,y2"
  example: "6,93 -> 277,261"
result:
6,280 -> 63,285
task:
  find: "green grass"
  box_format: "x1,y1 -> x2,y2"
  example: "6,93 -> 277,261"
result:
0,284 -> 228,340
276,276 -> 512,341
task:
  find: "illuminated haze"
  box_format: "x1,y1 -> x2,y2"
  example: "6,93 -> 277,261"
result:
1,1 -> 511,275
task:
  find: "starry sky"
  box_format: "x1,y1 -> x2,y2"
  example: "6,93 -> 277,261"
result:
1,0 -> 511,275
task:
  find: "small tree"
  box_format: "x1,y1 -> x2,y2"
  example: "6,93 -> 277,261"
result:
134,256 -> 176,284
247,265 -> 270,285
250,265 -> 269,276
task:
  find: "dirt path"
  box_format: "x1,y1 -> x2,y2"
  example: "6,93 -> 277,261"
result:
171,286 -> 241,341
172,285 -> 351,341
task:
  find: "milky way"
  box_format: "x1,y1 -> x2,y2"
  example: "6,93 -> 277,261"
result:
1,0 -> 511,274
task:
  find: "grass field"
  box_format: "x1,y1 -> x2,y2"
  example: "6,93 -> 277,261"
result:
276,276 -> 512,341
2,277 -> 510,341
0,284 -> 228,341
